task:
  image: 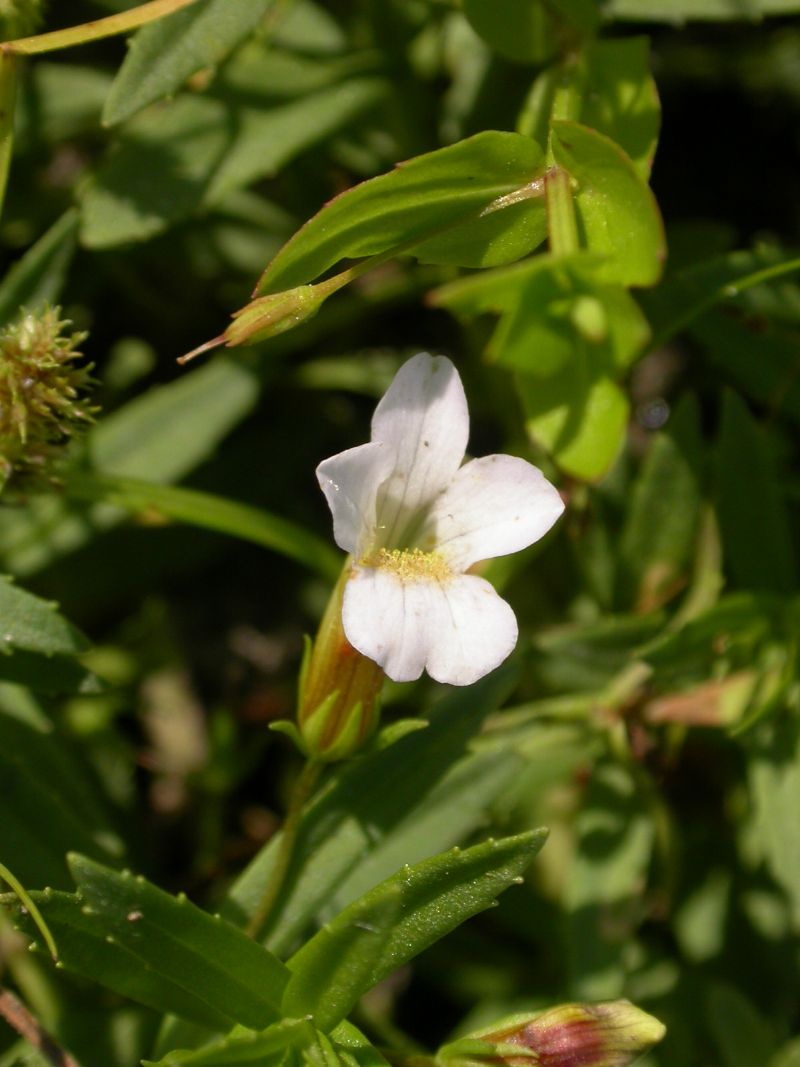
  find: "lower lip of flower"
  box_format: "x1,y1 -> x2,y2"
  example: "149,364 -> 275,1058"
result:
359,546 -> 452,583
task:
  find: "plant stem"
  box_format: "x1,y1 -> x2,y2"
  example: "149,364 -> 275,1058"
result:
545,166 -> 579,256
0,987 -> 79,1067
246,759 -> 322,941
1,0 -> 200,56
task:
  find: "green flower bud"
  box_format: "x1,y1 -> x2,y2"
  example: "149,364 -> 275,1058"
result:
296,564 -> 383,762
0,306 -> 93,492
438,1001 -> 665,1067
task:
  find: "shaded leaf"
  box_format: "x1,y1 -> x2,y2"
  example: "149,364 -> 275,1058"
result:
715,391 -> 797,592
84,75 -> 385,248
0,210 -> 79,324
103,0 -> 276,127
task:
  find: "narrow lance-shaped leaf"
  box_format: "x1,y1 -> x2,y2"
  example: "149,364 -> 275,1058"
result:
103,0 -> 277,126
282,829 -> 548,1033
66,855 -> 291,1029
256,131 -> 546,294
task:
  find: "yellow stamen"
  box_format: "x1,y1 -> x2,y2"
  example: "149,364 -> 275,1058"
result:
361,547 -> 452,583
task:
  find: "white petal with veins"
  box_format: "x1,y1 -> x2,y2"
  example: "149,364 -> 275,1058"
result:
343,567 -> 518,686
316,441 -> 393,555
371,353 -> 469,546
422,454 -> 565,569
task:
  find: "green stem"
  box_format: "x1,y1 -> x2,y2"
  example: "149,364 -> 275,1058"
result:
0,51 -> 17,222
246,759 -> 322,941
1,0 -> 200,56
545,166 -> 578,256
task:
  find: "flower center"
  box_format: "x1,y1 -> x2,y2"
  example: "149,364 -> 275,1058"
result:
361,547 -> 451,583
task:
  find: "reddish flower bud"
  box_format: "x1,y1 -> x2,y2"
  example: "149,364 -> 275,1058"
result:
439,1001 -> 665,1067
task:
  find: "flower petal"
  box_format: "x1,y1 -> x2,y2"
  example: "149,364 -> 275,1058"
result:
421,454 -> 564,569
316,442 -> 394,555
371,353 -> 469,546
342,567 -> 517,686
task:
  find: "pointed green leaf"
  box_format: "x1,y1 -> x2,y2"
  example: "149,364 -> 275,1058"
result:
103,0 -> 276,127
256,132 -> 545,294
282,830 -> 547,1032
14,890 -> 236,1029
550,121 -> 665,286
67,855 -> 290,1029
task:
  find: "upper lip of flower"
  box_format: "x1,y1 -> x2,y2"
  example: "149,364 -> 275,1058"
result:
316,352 -> 564,686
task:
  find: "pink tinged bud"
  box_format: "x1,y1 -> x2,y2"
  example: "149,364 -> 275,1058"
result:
224,286 -> 323,348
441,1001 -> 665,1067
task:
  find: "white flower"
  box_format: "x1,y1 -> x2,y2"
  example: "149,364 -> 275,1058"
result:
316,353 -> 564,686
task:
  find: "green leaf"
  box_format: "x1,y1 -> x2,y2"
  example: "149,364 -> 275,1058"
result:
256,131 -> 546,294
463,0 -> 599,63
715,391 -> 797,592
517,362 -> 630,482
550,121 -> 665,286
0,210 -> 79,324
84,63 -> 385,247
35,855 -> 291,1029
520,38 -> 660,179
67,474 -> 341,581
103,0 -> 276,126
282,830 -> 547,1032
0,576 -> 97,693
438,253 -> 649,376
15,890 -> 237,1029
223,668 -> 525,953
0,575 -> 86,656
618,395 -> 704,611
566,760 -> 655,999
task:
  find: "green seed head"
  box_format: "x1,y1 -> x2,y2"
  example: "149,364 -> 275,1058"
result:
0,306 -> 94,492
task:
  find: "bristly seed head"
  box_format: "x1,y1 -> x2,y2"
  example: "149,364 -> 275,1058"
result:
0,306 -> 94,493
361,546 -> 452,583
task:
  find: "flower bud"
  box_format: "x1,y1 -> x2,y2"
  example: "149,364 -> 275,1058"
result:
224,286 -> 323,348
296,564 -> 384,762
438,1001 -> 665,1067
0,306 -> 93,492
